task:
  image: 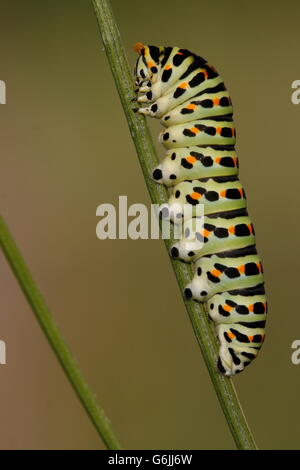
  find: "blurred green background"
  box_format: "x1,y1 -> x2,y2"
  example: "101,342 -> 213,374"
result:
1,0 -> 300,450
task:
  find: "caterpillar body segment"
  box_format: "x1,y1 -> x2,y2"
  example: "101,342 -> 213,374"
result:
163,177 -> 247,223
158,118 -> 236,148
152,147 -> 239,187
171,213 -> 256,262
185,250 -> 264,302
134,43 -> 267,376
160,89 -> 233,127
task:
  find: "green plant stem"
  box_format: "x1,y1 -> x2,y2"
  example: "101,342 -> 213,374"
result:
91,0 -> 258,450
0,215 -> 121,450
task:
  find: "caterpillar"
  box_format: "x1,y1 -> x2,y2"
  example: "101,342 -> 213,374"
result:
133,43 -> 267,376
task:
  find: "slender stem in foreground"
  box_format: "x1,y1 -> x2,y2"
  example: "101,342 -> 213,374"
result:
0,215 -> 121,450
91,0 -> 258,450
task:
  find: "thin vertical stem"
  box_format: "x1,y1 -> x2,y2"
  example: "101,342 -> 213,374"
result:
0,215 -> 121,450
91,0 -> 258,450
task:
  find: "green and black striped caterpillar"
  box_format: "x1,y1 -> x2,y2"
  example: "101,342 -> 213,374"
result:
133,43 -> 267,376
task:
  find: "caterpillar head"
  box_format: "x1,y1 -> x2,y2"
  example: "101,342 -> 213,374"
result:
133,43 -> 148,86
134,54 -> 150,88
133,42 -> 162,87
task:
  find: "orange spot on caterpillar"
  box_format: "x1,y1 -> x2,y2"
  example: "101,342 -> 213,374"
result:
248,304 -> 254,312
203,229 -> 211,238
147,61 -> 155,69
216,127 -> 222,135
190,127 -> 200,134
186,103 -> 197,110
248,224 -> 253,234
213,97 -> 220,106
220,190 -> 226,198
249,336 -> 254,342
228,226 -> 235,234
227,331 -> 235,340
177,52 -> 184,55
211,269 -> 221,277
133,42 -> 145,53
239,188 -> 244,198
190,192 -> 202,200
165,64 -> 172,70
186,156 -> 197,164
256,263 -> 262,272
215,157 -> 221,164
231,128 -> 235,137
179,82 -> 188,89
238,265 -> 245,274
223,304 -> 232,312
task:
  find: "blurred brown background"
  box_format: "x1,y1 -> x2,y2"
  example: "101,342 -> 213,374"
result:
1,0 -> 299,450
